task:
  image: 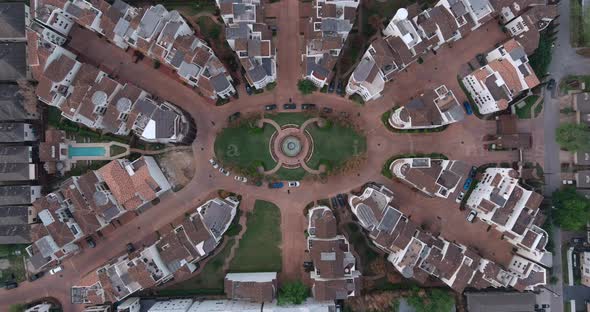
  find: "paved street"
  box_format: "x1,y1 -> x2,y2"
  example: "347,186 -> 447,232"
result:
0,0 -> 567,310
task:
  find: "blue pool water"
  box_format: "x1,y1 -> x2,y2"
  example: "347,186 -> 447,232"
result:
68,145 -> 106,158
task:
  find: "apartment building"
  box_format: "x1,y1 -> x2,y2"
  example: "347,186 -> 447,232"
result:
462,39 -> 540,115
348,184 -> 547,292
391,158 -> 471,198
465,168 -> 548,263
71,196 -> 240,304
307,206 -> 361,301
217,0 -> 277,90
301,0 -> 359,88
388,85 -> 465,129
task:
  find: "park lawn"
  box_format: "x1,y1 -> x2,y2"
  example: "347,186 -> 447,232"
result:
214,123 -> 277,171
515,95 -> 540,119
266,112 -> 315,126
275,167 -> 307,181
228,200 -> 282,272
0,245 -> 28,284
306,123 -> 366,171
157,238 -> 237,296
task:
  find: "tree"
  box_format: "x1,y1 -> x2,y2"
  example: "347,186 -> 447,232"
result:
297,79 -> 318,95
9,304 -> 26,312
277,281 -> 309,305
407,288 -> 455,312
555,123 -> 590,151
553,187 -> 590,231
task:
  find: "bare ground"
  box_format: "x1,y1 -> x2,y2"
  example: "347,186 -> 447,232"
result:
157,150 -> 195,190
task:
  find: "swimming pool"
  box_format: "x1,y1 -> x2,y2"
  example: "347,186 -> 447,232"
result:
68,145 -> 106,158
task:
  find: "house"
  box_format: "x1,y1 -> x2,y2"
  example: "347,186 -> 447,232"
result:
217,0 -> 277,90
301,0 -> 359,88
0,185 -> 42,206
72,196 -> 239,304
0,206 -> 34,244
0,145 -> 36,182
485,114 -> 532,150
465,291 -> 537,312
581,251 -> 590,287
573,93 -> 590,126
97,156 -> 171,211
465,168 -> 548,263
0,2 -> 29,42
0,123 -> 37,142
0,83 -> 40,121
576,171 -> 590,189
388,85 -> 464,129
307,206 -> 361,301
462,39 -> 539,115
348,184 -> 548,292
390,158 -> 471,198
224,272 -> 278,303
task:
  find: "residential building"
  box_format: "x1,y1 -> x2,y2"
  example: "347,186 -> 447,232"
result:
72,196 -> 240,304
0,145 -> 36,181
0,83 -> 40,121
0,2 -> 29,42
465,168 -> 548,263
24,303 -> 54,312
307,206 -> 361,301
348,184 -> 547,292
0,206 -> 34,244
0,123 -> 37,143
224,272 -> 278,303
465,291 -> 537,312
218,0 -> 277,89
301,0 -> 359,88
577,171 -> 590,189
573,92 -> 590,126
581,251 -> 590,287
0,185 -> 42,206
388,85 -> 464,129
485,114 -> 532,150
390,158 -> 470,198
462,39 -> 539,114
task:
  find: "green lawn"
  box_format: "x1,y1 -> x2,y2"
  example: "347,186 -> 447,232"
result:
560,75 -> 590,93
214,122 -> 277,172
157,238 -> 237,296
306,123 -> 366,171
228,200 -> 282,272
275,167 -> 307,181
515,95 -> 540,119
266,112 -> 314,126
109,145 -> 127,156
570,0 -> 590,47
0,245 -> 28,284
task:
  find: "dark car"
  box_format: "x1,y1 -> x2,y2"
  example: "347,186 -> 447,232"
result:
463,101 -> 473,115
571,237 -> 584,244
336,194 -> 347,207
126,243 -> 135,253
328,80 -> 335,93
336,80 -> 343,94
302,103 -> 317,110
86,236 -> 96,248
541,304 -> 550,308
469,166 -> 477,179
29,272 -> 44,282
283,103 -> 296,110
245,85 -> 253,95
4,282 -> 18,290
331,197 -> 338,208
546,78 -> 556,90
322,107 -> 333,114
265,104 -> 277,111
269,182 -> 284,189
228,112 -> 241,122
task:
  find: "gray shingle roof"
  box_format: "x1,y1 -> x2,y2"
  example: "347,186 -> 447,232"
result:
0,42 -> 27,81
0,3 -> 26,39
0,185 -> 34,206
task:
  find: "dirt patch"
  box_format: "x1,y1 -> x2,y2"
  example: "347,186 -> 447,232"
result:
346,290 -> 412,312
157,150 -> 195,191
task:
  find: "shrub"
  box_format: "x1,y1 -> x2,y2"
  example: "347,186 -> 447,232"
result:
277,281 -> 309,305
297,79 -> 318,95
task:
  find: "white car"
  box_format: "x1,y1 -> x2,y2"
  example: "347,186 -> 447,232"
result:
455,192 -> 465,203
234,176 -> 247,183
219,168 -> 230,176
288,181 -> 300,187
466,211 -> 477,223
209,158 -> 219,169
49,266 -> 63,275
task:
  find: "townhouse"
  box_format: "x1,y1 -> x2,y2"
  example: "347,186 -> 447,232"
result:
26,156 -> 170,271
217,0 -> 277,90
348,184 -> 547,292
31,0 -> 236,100
307,206 -> 361,301
388,85 -> 465,129
462,39 -> 540,114
224,272 -> 278,303
301,0 -> 359,88
71,196 -> 240,304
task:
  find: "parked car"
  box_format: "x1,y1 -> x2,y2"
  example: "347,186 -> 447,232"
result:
336,194 -> 347,207
331,197 -> 338,208
336,80 -> 343,94
49,266 -> 63,275
4,282 -> 18,290
269,182 -> 284,189
328,80 -> 335,93
546,78 -> 556,90
29,272 -> 44,282
288,181 -> 300,187
234,176 -> 247,183
469,166 -> 477,179
467,211 -> 477,222
541,304 -> 550,308
228,112 -> 241,122
209,158 -> 219,169
86,236 -> 96,248
126,243 -> 135,253
455,192 -> 465,203
571,237 -> 584,244
463,101 -> 473,115
283,103 -> 296,110
463,177 -> 473,190
301,103 -> 317,110
265,104 -> 277,111
219,168 -> 230,176
245,85 -> 253,95
322,107 -> 333,114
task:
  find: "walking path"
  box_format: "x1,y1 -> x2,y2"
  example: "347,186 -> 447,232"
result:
129,145 -> 192,155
